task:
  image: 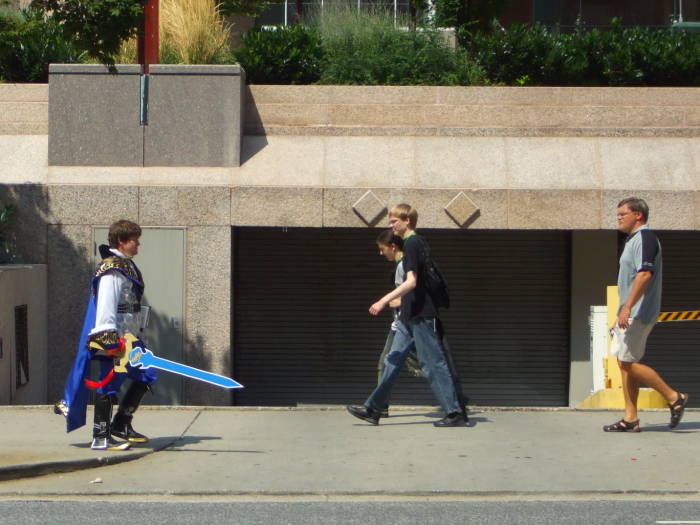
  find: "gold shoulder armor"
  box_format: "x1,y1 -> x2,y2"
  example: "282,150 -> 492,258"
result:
95,256 -> 139,281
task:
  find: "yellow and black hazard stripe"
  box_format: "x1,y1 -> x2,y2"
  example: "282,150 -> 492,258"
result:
658,311 -> 700,322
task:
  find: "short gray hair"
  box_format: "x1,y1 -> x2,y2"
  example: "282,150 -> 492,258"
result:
617,197 -> 649,222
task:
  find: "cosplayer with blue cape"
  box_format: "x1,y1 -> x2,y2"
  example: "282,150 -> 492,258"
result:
55,220 -> 242,452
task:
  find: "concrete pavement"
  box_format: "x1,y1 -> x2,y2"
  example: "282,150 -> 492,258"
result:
1,405 -> 699,495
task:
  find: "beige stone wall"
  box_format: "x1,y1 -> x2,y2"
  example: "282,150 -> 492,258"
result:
3,84 -> 699,230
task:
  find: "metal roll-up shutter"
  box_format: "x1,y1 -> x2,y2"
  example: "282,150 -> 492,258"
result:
644,231 -> 700,407
233,227 -> 570,407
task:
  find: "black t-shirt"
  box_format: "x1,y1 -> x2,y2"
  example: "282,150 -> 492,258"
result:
399,233 -> 438,322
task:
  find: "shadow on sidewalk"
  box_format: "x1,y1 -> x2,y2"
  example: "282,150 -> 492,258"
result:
640,422 -> 700,433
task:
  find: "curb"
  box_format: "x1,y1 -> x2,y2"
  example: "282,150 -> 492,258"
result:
0,435 -> 181,483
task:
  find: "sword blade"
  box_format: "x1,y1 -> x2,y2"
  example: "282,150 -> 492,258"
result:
130,348 -> 243,389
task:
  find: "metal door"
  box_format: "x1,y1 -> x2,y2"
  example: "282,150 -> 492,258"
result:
233,227 -> 571,407
93,227 -> 185,405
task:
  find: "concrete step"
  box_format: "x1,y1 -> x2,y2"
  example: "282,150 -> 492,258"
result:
248,85 -> 700,107
0,101 -> 48,135
0,84 -> 48,102
245,85 -> 700,137
246,103 -> 698,130
0,85 -> 49,135
0,101 -> 48,122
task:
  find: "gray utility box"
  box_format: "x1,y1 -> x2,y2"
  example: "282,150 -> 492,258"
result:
0,265 -> 47,405
48,64 -> 245,167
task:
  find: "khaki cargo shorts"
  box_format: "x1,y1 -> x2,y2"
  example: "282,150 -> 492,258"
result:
611,319 -> 655,363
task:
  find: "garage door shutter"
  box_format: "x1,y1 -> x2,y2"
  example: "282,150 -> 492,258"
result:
233,227 -> 571,407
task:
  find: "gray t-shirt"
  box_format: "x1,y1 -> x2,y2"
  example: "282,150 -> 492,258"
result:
390,257 -> 405,330
618,224 -> 662,324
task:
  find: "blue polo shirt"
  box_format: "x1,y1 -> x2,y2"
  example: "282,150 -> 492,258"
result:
618,224 -> 662,324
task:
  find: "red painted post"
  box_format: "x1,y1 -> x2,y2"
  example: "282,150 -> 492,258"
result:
137,0 -> 159,73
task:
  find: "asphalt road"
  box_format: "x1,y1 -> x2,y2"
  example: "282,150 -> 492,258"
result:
1,498 -> 700,525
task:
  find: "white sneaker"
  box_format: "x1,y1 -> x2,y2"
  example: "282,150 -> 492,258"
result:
90,437 -> 131,451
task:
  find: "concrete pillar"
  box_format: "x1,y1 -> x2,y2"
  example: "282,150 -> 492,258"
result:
145,64 -> 245,167
568,230 -> 618,406
48,64 -> 143,166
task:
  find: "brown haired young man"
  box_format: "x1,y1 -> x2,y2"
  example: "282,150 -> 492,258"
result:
56,220 -> 157,450
347,204 -> 467,427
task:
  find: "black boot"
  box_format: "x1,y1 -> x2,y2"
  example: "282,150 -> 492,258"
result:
92,394 -> 130,451
112,382 -> 150,443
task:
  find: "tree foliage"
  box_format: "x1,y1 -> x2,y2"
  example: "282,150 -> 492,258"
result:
34,0 -> 143,65
435,0 -> 509,33
0,8 -> 80,82
219,0 -> 270,18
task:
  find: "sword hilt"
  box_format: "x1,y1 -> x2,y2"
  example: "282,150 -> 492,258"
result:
128,347 -> 147,368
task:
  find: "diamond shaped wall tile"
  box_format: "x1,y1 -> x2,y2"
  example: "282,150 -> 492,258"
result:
352,190 -> 387,226
444,191 -> 480,227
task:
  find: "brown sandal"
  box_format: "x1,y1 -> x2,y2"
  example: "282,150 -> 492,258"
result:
669,392 -> 689,429
603,419 -> 640,432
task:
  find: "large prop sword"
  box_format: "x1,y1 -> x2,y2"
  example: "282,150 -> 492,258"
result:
127,346 -> 243,389
113,333 -> 243,389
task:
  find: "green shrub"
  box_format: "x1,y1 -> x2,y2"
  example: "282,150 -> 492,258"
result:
466,20 -> 700,86
219,0 -> 270,18
34,0 -> 143,66
313,5 -> 485,85
435,0 -> 509,34
0,8 -> 80,83
234,25 -> 324,84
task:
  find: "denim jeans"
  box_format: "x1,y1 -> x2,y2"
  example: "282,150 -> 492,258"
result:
366,317 -> 460,415
377,330 -> 424,385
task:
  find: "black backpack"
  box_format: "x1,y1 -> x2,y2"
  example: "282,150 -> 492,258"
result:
423,256 -> 450,309
414,238 -> 450,310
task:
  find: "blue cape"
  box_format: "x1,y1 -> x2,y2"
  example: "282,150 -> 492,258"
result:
62,295 -> 96,433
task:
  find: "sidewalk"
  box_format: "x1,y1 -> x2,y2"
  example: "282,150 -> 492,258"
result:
1,405 -> 699,495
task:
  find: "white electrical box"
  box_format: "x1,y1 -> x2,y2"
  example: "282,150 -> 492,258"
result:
590,305 -> 609,392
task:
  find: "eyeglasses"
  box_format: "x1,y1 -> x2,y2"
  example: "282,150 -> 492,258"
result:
616,212 -> 631,217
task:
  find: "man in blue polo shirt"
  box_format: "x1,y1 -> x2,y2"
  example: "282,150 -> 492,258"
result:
603,197 -> 688,432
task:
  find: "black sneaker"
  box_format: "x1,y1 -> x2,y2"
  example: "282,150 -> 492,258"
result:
346,405 -> 380,425
112,422 -> 150,443
379,406 -> 389,418
433,412 -> 467,427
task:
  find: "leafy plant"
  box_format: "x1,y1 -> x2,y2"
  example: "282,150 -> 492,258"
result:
0,8 -> 81,82
435,0 -> 509,34
312,4 -> 485,85
234,25 -> 324,84
467,19 -> 700,86
35,0 -> 143,66
219,0 -> 270,18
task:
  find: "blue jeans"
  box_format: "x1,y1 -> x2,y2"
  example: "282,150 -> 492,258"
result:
365,317 -> 460,415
